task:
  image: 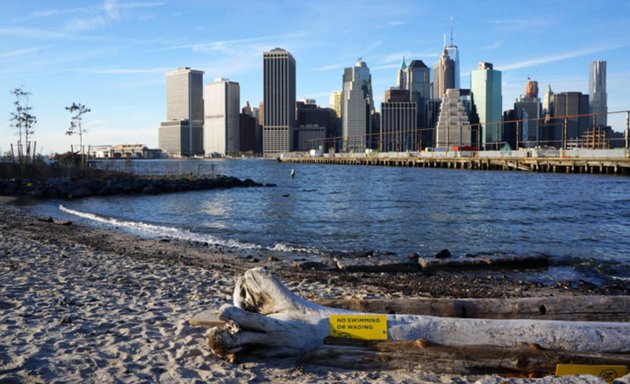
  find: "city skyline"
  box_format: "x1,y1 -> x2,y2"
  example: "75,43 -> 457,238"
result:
1,0 -> 630,154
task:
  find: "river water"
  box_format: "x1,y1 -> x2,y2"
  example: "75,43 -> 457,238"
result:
26,159 -> 630,284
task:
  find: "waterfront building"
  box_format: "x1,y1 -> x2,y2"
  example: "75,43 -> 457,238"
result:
380,89 -> 417,152
204,78 -> 240,156
239,113 -> 258,155
296,124 -> 326,151
342,59 -> 374,152
159,67 -> 204,157
297,100 -> 339,149
432,44 -> 455,100
551,92 -> 590,148
513,79 -> 542,148
470,62 -> 502,149
589,60 -> 607,127
263,48 -> 296,155
435,88 -> 472,149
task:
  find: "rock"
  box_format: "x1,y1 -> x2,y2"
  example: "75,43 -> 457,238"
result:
435,249 -> 452,259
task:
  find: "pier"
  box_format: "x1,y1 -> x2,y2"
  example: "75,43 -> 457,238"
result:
280,150 -> 630,176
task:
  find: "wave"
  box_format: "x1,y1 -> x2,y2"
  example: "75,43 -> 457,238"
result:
58,205 -> 319,255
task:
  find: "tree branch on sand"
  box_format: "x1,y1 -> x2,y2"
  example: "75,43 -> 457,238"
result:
196,268 -> 630,375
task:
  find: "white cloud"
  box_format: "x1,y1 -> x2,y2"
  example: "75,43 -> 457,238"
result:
64,0 -> 164,32
311,63 -> 345,72
381,51 -> 437,64
0,46 -> 51,59
388,20 -> 406,26
496,44 -> 629,71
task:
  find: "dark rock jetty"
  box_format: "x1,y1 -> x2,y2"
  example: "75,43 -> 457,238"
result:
0,175 -> 272,199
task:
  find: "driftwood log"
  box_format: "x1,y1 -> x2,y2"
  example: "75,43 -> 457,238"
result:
204,268 -> 630,370
317,296 -> 630,321
305,337 -> 630,375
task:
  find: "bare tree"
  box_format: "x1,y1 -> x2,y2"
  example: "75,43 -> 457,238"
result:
9,87 -> 37,163
65,102 -> 91,165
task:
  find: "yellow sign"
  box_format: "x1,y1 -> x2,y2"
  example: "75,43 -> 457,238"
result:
329,314 -> 388,340
556,364 -> 628,384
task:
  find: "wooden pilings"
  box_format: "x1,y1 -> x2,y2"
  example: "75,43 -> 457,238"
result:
281,156 -> 630,176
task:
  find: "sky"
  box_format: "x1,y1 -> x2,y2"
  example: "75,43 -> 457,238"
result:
1,0 -> 630,154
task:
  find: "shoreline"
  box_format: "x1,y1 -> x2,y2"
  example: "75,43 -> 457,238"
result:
1,199 -> 628,383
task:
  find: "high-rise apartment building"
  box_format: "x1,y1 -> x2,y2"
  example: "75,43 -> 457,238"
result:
435,88 -> 472,149
342,59 -> 373,152
470,62 -> 502,150
380,89 -> 417,152
589,60 -> 607,127
159,67 -> 204,157
263,48 -> 296,155
204,78 -> 240,156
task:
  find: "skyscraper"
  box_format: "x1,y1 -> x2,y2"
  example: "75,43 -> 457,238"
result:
204,78 -> 240,156
406,60 -> 431,144
445,18 -> 460,89
470,62 -> 502,149
329,91 -> 342,118
380,89 -> 417,152
432,46 -> 455,100
159,67 -> 204,157
589,60 -> 607,127
552,92 -> 590,148
435,88 -> 472,149
263,48 -> 296,155
396,56 -> 407,89
514,79 -> 541,148
342,59 -> 373,152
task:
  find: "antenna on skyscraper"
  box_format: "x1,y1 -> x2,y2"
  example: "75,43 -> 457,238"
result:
449,16 -> 454,45
443,33 -> 446,48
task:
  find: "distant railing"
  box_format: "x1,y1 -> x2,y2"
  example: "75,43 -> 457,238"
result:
0,162 -> 124,180
88,160 -> 217,178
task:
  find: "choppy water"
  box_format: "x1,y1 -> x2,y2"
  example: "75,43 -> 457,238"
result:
27,159 -> 630,283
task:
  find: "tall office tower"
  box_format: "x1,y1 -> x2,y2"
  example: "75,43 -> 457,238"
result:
542,84 -> 554,117
397,56 -> 407,89
513,78 -> 542,148
470,62 -> 502,150
551,92 -> 590,148
432,45 -> 455,100
445,18 -> 460,89
342,59 -> 374,152
158,67 -> 204,157
329,91 -> 342,118
435,88 -> 472,149
541,85 -> 554,145
406,60 -> 431,146
589,60 -> 607,127
203,78 -> 240,156
263,48 -> 296,155
380,89 -> 417,152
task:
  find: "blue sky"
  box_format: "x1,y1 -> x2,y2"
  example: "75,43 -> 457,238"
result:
1,0 -> 629,154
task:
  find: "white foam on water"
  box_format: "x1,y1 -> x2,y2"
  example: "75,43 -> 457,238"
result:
59,205 -> 317,254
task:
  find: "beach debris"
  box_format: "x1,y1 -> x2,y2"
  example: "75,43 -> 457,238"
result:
435,249 -> 452,259
37,216 -> 72,226
204,268 -> 630,372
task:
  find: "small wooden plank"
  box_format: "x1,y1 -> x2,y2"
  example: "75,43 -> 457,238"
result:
418,254 -> 549,272
334,255 -> 419,273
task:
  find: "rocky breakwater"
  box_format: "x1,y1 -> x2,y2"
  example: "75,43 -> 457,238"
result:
0,175 -> 273,199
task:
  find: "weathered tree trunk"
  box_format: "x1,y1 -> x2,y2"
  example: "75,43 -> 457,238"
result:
304,337 -> 630,374
204,268 -> 630,363
316,296 -> 630,321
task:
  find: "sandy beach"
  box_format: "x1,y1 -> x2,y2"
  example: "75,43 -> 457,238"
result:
1,198 -> 628,383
